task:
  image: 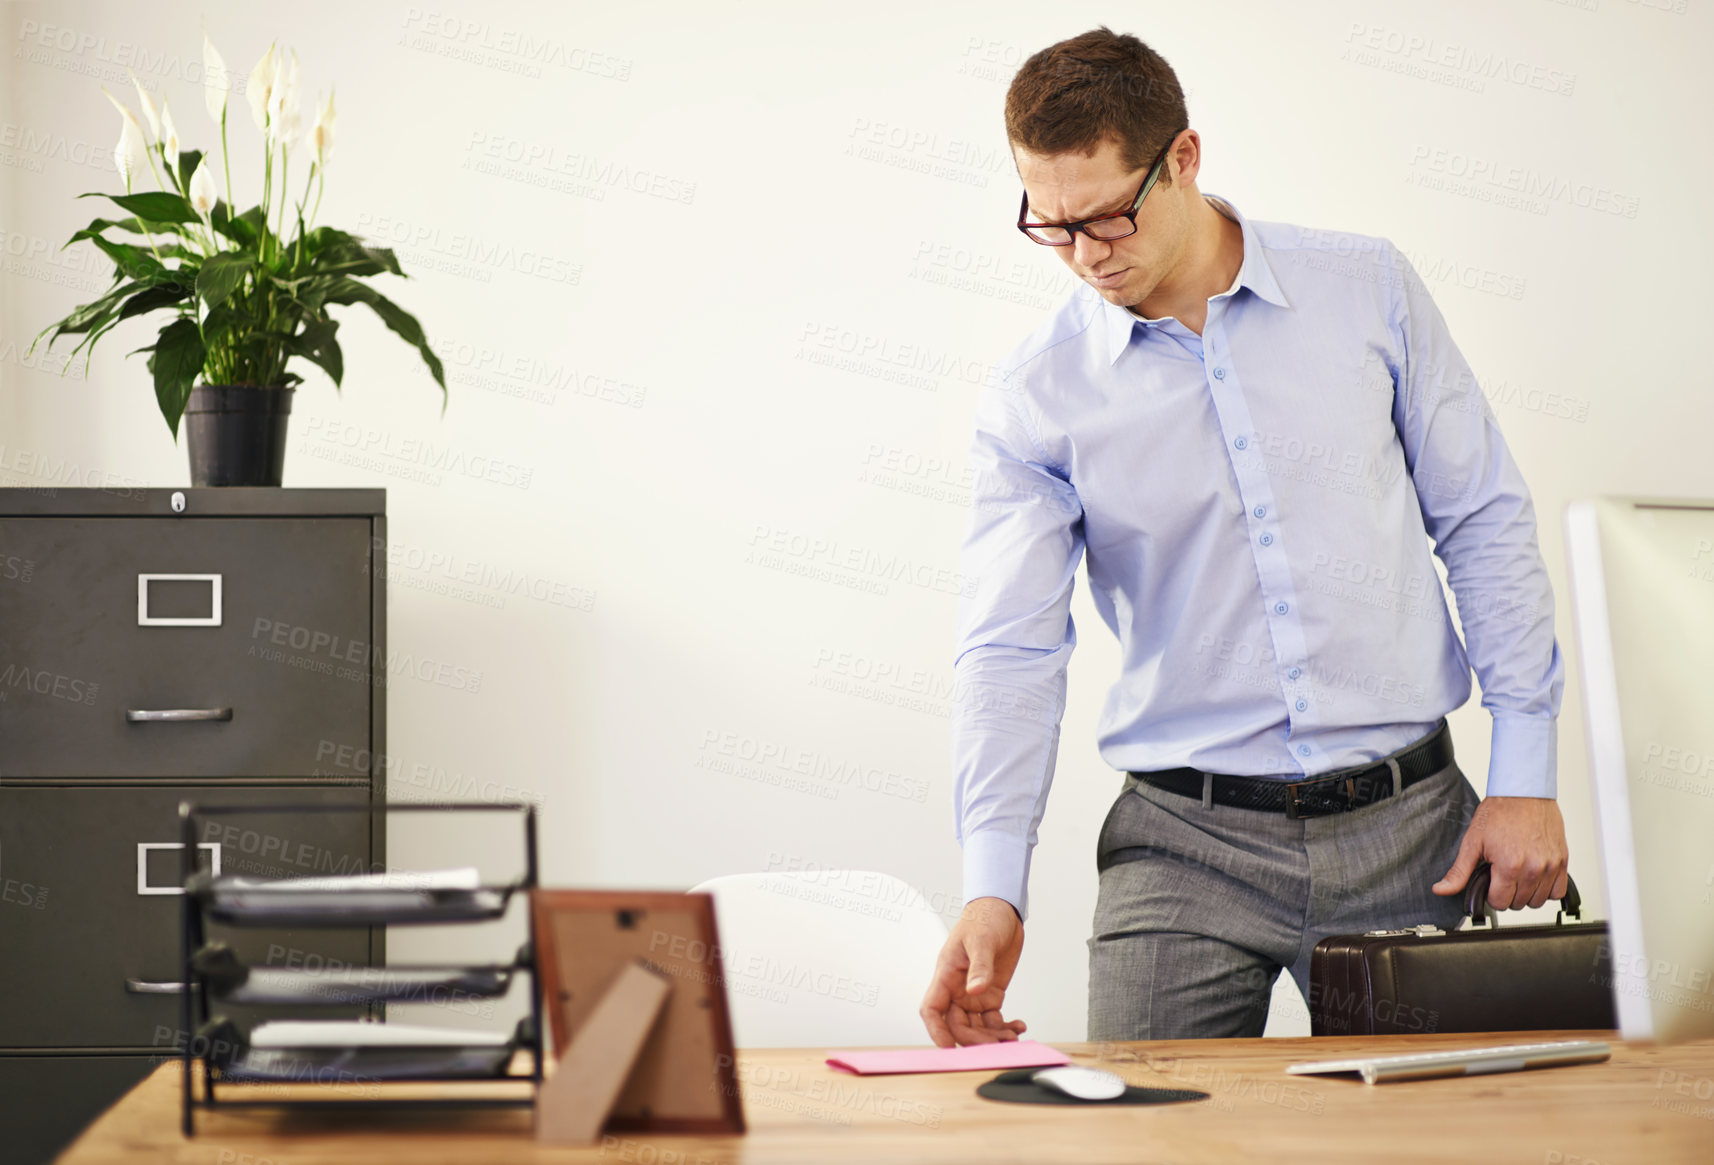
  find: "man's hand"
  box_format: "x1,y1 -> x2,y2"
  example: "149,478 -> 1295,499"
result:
1433,796 -> 1569,909
919,896 -> 1027,1047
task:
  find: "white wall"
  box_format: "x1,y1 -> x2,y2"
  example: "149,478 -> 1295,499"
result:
3,0 -> 1709,1043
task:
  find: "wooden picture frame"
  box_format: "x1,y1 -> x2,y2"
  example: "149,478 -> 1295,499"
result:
532,889 -> 745,1136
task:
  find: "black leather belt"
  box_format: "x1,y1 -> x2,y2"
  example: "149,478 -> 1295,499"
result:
1128,720 -> 1454,819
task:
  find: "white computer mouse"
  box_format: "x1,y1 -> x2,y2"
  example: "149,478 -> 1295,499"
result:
1030,1065 -> 1128,1101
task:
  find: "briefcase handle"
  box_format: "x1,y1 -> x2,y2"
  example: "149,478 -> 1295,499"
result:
1463,861 -> 1584,928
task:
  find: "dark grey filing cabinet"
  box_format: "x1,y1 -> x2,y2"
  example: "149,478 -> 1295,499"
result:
0,488 -> 386,1164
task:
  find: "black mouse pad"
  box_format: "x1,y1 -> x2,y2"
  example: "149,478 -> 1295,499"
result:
976,1068 -> 1209,1106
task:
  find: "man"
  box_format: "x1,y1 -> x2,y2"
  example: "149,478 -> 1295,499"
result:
919,27 -> 1568,1047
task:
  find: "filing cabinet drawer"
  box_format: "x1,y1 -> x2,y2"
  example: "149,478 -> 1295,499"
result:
0,785 -> 374,1048
0,1054 -> 156,1165
0,517 -> 373,777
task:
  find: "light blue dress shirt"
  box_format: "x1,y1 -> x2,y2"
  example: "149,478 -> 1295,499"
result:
951,193 -> 1564,918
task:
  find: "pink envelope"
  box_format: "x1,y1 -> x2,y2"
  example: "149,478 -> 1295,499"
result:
826,1040 -> 1071,1076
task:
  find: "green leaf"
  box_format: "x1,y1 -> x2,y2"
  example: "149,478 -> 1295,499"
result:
285,316 -> 343,387
210,200 -> 255,247
297,225 -> 357,254
308,238 -> 403,279
33,280 -> 142,352
290,277 -> 334,316
149,318 -> 205,438
199,301 -> 242,350
65,216 -> 152,245
86,235 -> 169,284
82,236 -> 195,299
323,278 -> 446,398
262,270 -> 311,294
78,190 -> 199,225
297,229 -> 401,277
68,312 -> 125,365
362,246 -> 403,276
118,283 -> 193,320
197,253 -> 253,309
263,274 -> 338,321
175,149 -> 204,196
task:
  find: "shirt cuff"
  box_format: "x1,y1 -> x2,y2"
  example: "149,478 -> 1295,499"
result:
961,829 -> 1033,922
1484,713 -> 1558,799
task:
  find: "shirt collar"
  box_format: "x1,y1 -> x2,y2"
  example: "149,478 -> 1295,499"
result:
1103,192 -> 1290,365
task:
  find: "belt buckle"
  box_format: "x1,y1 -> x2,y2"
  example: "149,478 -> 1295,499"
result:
1284,773 -> 1358,820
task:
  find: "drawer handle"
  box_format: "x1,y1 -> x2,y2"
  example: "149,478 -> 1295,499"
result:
125,978 -> 186,995
136,842 -> 221,895
126,707 -> 234,723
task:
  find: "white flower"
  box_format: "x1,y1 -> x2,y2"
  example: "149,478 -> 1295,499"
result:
113,118 -> 146,189
128,70 -> 159,140
268,49 -> 301,147
202,31 -> 230,125
247,42 -> 277,132
103,89 -> 148,188
159,96 -> 180,162
307,90 -> 335,165
188,155 -> 219,215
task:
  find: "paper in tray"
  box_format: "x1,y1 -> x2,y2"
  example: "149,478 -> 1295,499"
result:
221,1044 -> 516,1083
251,1020 -> 512,1048
222,964 -> 513,1006
199,867 -> 509,926
230,868 -> 482,892
219,1020 -> 521,1083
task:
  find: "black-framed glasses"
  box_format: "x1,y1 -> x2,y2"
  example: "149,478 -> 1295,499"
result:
1016,128 -> 1186,246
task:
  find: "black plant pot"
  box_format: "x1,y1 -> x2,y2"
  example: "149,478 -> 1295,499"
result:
184,385 -> 294,487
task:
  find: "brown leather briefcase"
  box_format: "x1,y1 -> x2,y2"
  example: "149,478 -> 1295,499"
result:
1308,863 -> 1616,1036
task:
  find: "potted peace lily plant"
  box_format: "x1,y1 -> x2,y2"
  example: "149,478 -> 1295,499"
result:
29,34 -> 445,486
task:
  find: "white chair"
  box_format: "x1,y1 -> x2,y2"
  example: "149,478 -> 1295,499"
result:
687,870 -> 950,1048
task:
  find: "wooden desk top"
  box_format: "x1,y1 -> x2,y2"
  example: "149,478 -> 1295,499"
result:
57,1031 -> 1714,1165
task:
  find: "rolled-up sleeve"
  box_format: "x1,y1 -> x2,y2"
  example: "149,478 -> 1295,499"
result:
1383,242 -> 1565,798
952,378 -> 1085,919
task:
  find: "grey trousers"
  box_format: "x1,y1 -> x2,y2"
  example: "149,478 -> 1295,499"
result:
1086,745 -> 1482,1041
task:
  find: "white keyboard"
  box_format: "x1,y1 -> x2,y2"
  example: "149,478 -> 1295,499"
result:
1286,1039 -> 1610,1084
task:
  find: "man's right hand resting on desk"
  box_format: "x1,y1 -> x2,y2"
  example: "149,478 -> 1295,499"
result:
919,896 -> 1029,1046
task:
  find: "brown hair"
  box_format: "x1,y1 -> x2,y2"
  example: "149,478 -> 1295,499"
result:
1004,27 -> 1188,183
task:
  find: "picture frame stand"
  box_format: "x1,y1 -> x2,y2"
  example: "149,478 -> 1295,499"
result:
535,959 -> 673,1144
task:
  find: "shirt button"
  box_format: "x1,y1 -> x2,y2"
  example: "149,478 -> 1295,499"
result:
1298,744 -> 1312,758
1288,666 -> 1302,679
1295,698 -> 1308,712
1274,601 -> 1289,615
1234,436 -> 1248,450
1213,367 -> 1226,380
1253,505 -> 1266,519
1259,533 -> 1273,546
